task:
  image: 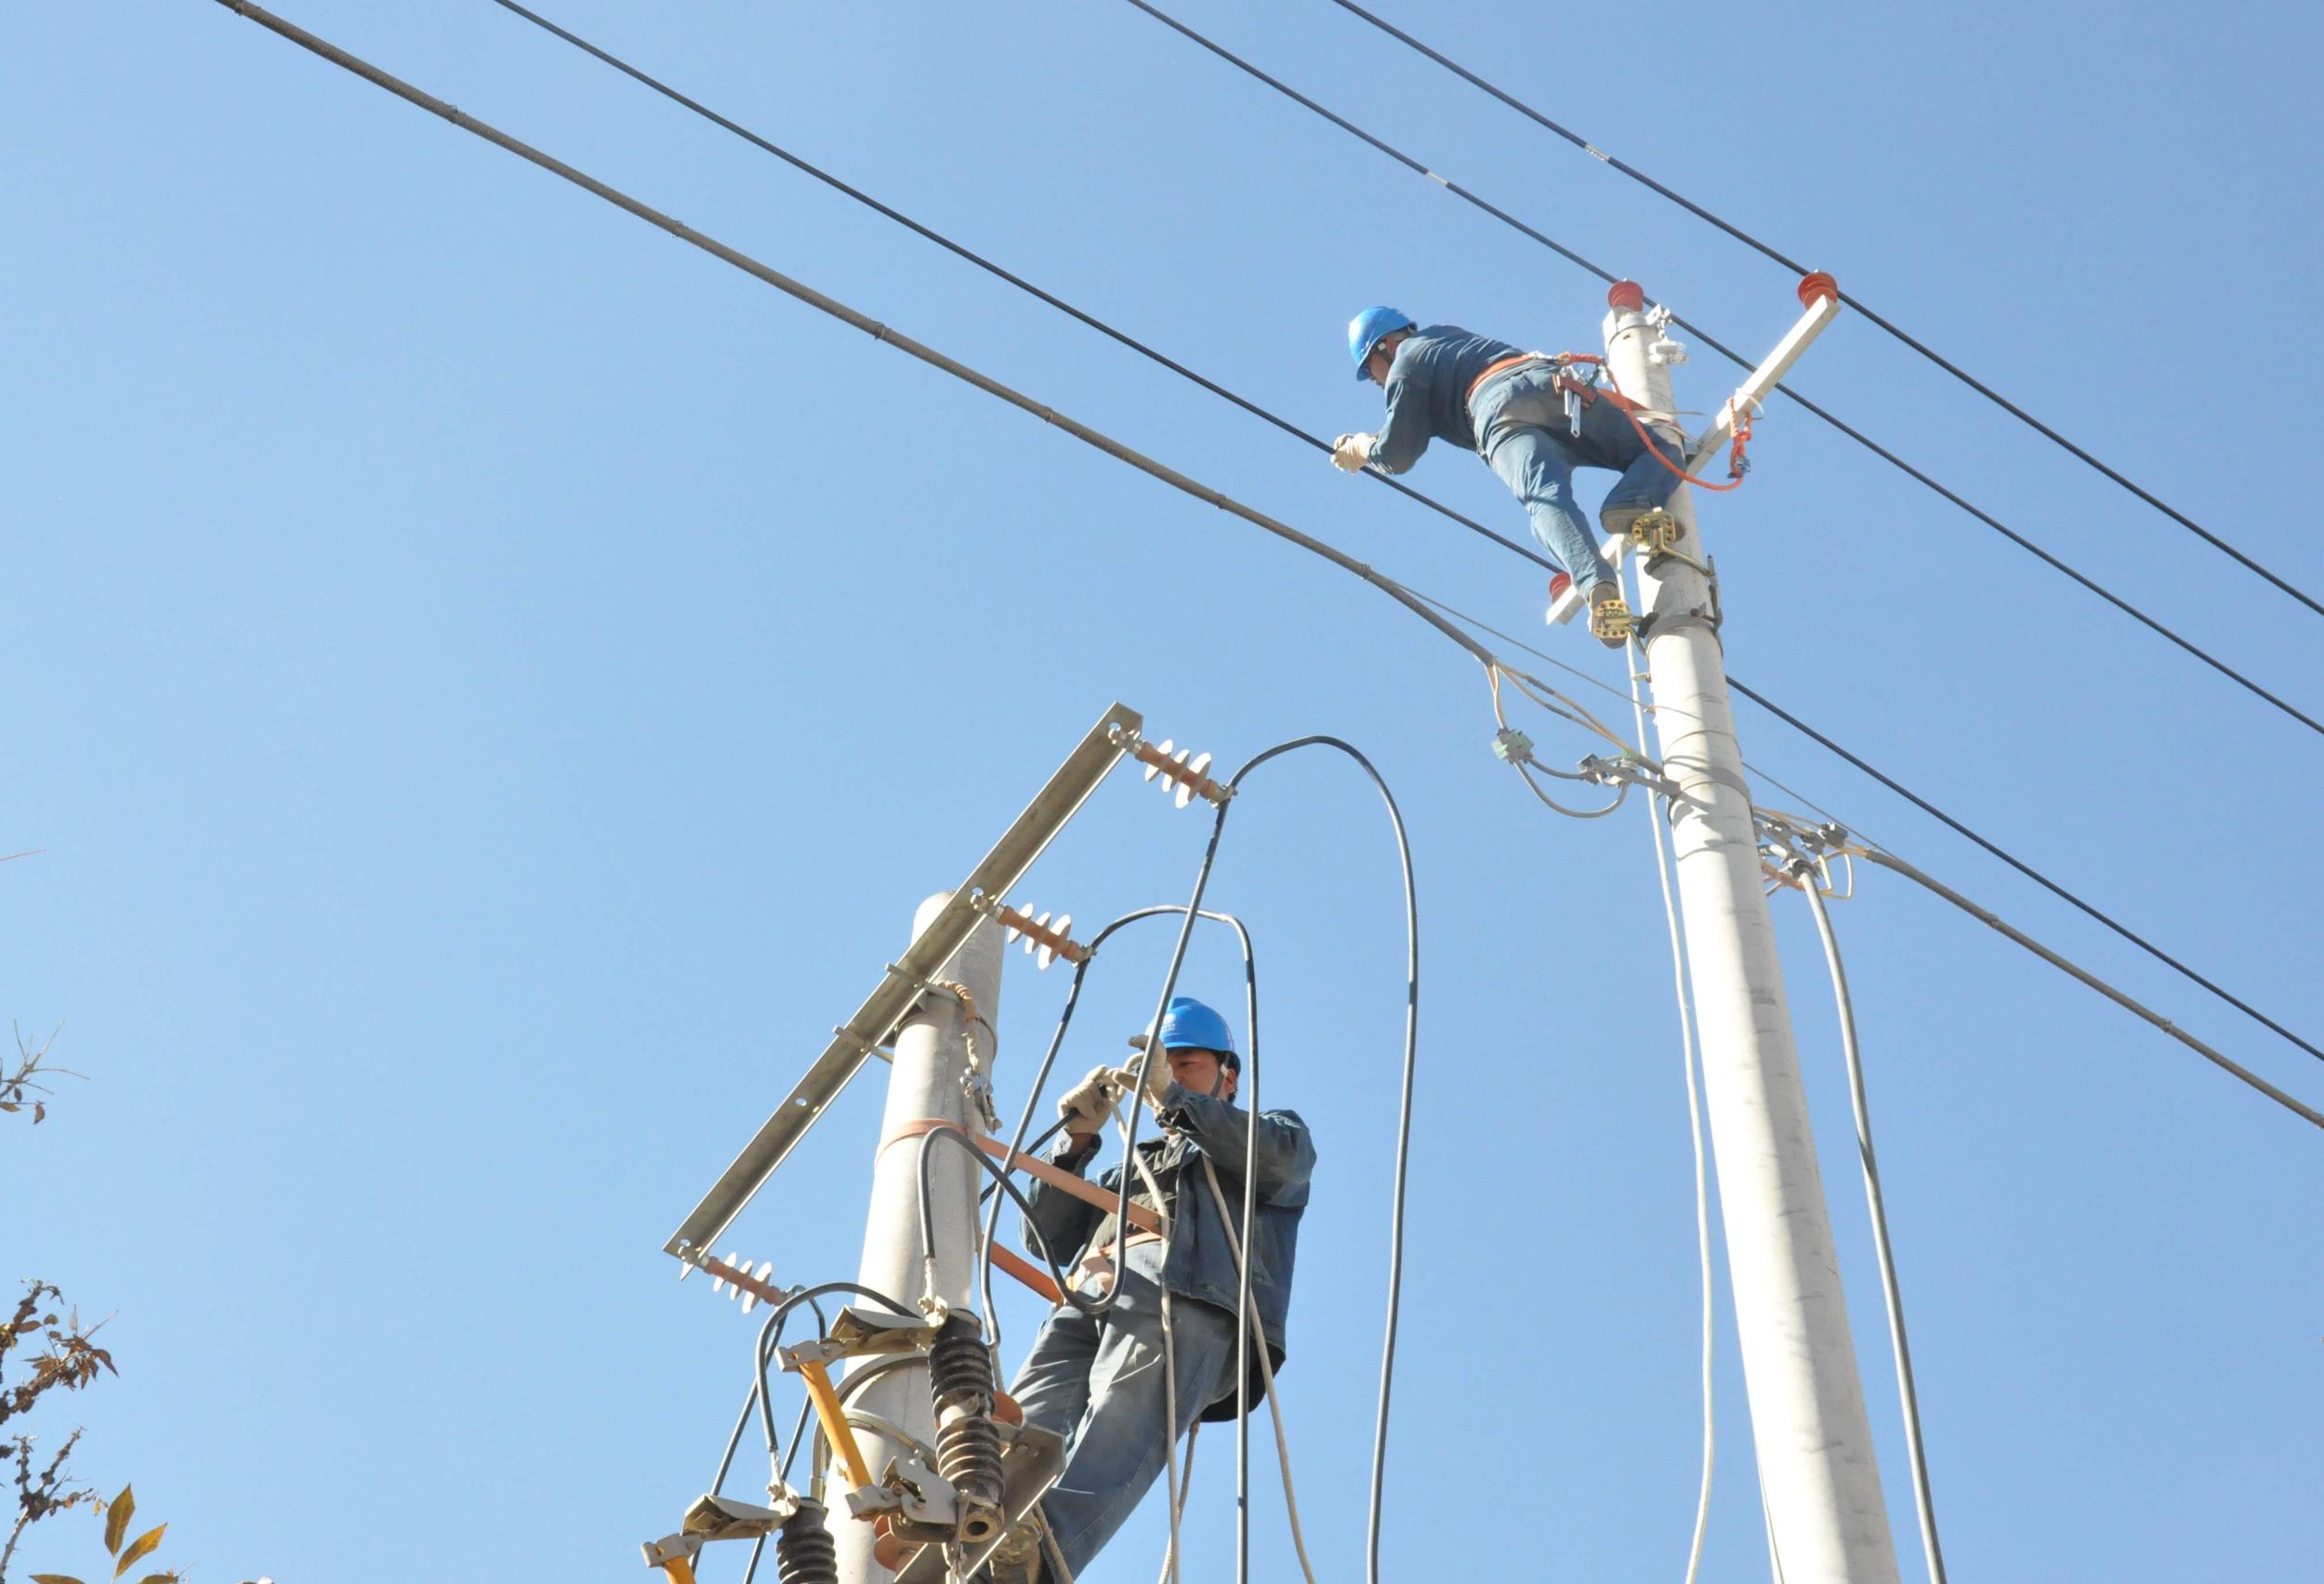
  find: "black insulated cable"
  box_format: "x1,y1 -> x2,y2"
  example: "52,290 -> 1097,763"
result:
482,0 -> 1560,575
489,0 -> 2321,737
1727,678 -> 2324,1067
1115,0 -> 2324,742
1322,0 -> 2324,621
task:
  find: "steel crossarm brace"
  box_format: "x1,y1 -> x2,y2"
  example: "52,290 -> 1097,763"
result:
1548,288 -> 1843,625
663,702 -> 1142,1261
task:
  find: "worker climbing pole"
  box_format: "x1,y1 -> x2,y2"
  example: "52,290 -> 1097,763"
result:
1332,304 -> 1694,647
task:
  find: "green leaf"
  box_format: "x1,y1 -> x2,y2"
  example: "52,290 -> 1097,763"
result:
30,1574 -> 88,1584
101,1485 -> 133,1554
113,1524 -> 165,1578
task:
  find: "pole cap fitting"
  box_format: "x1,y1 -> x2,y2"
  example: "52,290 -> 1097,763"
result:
1607,280 -> 1646,311
1797,271 -> 1839,308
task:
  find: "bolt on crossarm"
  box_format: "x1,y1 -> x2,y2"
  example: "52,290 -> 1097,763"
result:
1611,278 -> 1902,1582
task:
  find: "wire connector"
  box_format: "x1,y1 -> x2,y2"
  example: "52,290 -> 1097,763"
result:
1645,303 -> 1688,365
1490,726 -> 1535,765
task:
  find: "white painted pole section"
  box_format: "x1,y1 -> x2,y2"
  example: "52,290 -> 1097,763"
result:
1608,287 -> 1900,1583
833,893 -> 1004,1583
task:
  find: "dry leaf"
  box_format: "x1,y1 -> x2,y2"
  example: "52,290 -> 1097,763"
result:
102,1485 -> 134,1554
113,1524 -> 166,1578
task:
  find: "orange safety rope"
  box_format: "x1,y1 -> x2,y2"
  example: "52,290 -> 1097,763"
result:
1555,351 -> 1751,494
880,1117 -> 1164,1234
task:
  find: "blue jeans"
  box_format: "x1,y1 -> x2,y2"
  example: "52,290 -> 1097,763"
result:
1010,1246 -> 1239,1580
1472,365 -> 1684,595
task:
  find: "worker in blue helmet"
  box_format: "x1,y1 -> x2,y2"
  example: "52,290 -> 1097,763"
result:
992,995 -> 1315,1582
1334,305 -> 1688,648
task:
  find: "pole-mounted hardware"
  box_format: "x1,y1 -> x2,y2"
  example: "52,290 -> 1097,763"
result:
664,703 -> 1144,1263
678,1246 -> 798,1314
1111,724 -> 1234,809
978,897 -> 1091,969
760,1307 -> 1064,1581
1549,275 -> 1844,627
639,1494 -> 831,1584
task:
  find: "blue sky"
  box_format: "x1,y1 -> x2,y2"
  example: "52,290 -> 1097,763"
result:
5,2 -> 2319,1579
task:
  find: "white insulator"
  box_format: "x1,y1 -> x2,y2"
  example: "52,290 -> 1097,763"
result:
739,1259 -> 775,1313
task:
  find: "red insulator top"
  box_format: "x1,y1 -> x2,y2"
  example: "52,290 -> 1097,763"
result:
1607,280 -> 1646,311
1798,271 -> 1839,308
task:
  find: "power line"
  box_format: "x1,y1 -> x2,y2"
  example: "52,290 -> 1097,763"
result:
1322,0 -> 2324,622
500,0 -> 2322,744
207,0 -> 2324,1083
481,0 -> 1560,574
1114,0 -> 2324,743
1726,678 -> 2324,1067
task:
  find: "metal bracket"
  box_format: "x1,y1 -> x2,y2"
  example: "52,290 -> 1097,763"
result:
639,1492 -> 803,1568
846,1451 -> 959,1540
780,1305 -> 944,1368
664,702 -> 1142,1261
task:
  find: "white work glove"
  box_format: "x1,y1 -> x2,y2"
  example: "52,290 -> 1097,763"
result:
1108,1050 -> 1174,1115
1331,432 -> 1376,473
1057,1065 -> 1116,1136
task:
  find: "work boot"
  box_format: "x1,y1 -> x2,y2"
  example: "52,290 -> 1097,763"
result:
1587,582 -> 1634,649
1600,500 -> 1650,538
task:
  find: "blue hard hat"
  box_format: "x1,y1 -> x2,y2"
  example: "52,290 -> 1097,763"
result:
1127,996 -> 1238,1060
1348,306 -> 1415,380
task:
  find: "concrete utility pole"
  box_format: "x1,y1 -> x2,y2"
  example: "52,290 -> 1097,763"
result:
833,896 -> 1005,1583
1608,282 -> 1902,1583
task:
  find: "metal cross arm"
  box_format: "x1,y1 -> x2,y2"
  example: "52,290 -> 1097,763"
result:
662,701 -> 1143,1261
1549,279 -> 1843,626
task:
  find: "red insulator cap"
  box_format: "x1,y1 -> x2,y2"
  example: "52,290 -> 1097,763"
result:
1549,571 -> 1574,601
1607,280 -> 1646,311
1798,271 -> 1839,308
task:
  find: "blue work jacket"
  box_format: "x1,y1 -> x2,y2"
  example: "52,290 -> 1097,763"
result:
1365,323 -> 1526,473
1022,1083 -> 1315,1420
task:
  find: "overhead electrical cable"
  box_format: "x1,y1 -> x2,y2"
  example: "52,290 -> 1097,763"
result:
482,0 -> 1560,575
1321,0 -> 2324,621
466,0 -> 2324,1060
1114,0 -> 2324,742
1848,849 -> 2324,1130
469,2 -> 2324,1062
212,0 -> 1512,668
210,0 -> 2324,1102
1724,680 -> 2324,1068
